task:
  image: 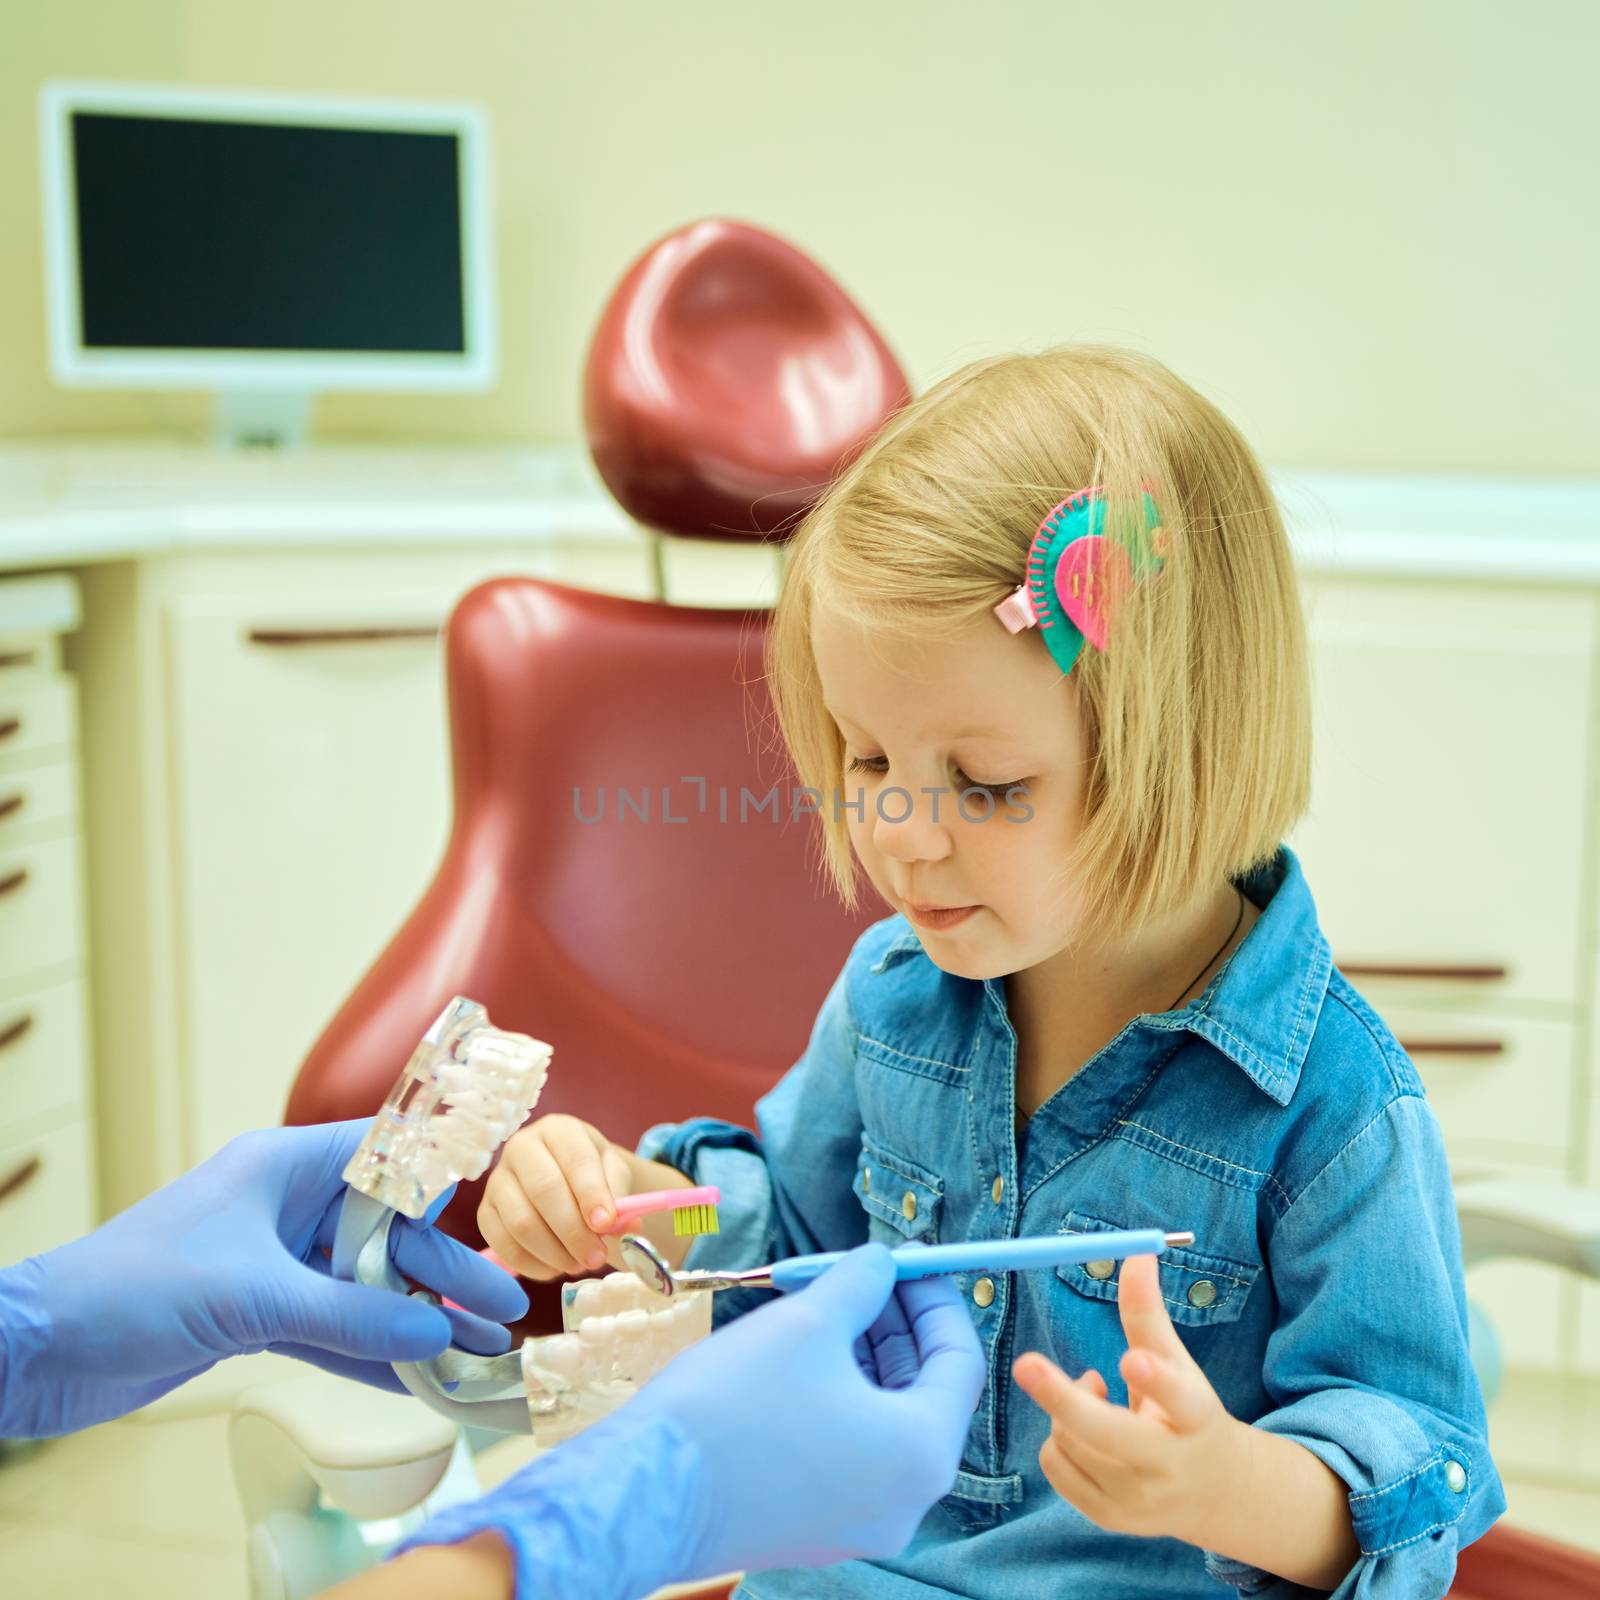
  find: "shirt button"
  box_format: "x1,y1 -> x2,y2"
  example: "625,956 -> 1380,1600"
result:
991,1175 -> 1004,1204
1187,1279 -> 1218,1309
1445,1461 -> 1467,1494
902,1191 -> 918,1222
1084,1259 -> 1116,1281
973,1276 -> 996,1308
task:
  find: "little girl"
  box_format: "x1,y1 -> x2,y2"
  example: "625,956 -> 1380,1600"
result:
481,346 -> 1504,1598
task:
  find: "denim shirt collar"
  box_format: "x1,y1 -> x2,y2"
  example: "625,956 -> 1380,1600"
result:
866,845 -> 1331,1107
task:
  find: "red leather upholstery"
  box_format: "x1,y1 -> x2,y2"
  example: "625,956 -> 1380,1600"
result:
585,218 -> 909,541
285,580 -> 879,1257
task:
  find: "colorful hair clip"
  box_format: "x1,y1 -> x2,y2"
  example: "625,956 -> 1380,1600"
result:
992,486 -> 1165,674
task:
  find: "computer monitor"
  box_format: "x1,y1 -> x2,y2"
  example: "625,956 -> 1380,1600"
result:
39,80 -> 497,446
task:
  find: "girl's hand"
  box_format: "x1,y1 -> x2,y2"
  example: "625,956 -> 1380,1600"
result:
478,1115 -> 637,1281
1012,1253 -> 1248,1544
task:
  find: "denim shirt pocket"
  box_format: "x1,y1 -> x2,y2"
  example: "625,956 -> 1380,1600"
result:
853,1134 -> 944,1245
1056,1209 -> 1260,1328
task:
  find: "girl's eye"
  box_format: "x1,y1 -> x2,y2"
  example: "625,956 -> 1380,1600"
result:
847,755 -> 1027,799
959,772 -> 1030,798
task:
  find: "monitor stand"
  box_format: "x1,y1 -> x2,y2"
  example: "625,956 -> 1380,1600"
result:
213,390 -> 313,449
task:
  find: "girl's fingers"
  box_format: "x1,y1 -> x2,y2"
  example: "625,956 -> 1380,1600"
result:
1016,1351 -> 1158,1470
1115,1254 -> 1190,1362
477,1201 -> 554,1281
544,1118 -> 620,1235
480,1181 -> 581,1280
1014,1353 -> 1109,1413
1120,1348 -> 1215,1434
1038,1435 -> 1109,1518
505,1137 -> 607,1274
601,1143 -> 636,1204
1013,1351 -> 1075,1412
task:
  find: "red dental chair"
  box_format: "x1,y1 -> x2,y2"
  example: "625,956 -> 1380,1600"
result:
285,217 -> 909,1287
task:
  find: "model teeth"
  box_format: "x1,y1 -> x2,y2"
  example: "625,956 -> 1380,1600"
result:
521,1270 -> 713,1443
342,996 -> 553,1218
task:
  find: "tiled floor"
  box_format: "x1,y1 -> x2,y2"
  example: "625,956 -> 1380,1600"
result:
3,1369 -> 1598,1598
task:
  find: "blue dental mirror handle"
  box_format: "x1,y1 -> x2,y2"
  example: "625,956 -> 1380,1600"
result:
770,1228 -> 1190,1294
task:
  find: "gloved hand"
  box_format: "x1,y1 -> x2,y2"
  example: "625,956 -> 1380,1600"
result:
0,1119 -> 529,1439
394,1243 -> 984,1599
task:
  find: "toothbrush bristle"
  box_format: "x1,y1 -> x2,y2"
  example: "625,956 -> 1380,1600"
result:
672,1203 -> 720,1238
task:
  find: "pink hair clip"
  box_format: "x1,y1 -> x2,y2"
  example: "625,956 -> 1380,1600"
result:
993,486 -> 1164,674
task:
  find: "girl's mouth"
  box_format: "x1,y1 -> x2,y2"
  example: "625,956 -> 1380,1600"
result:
905,902 -> 980,930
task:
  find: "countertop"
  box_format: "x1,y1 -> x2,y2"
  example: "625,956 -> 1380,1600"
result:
0,438 -> 1596,584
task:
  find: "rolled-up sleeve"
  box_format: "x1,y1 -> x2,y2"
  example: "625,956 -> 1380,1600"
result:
637,960 -> 868,1324
1205,1093 -> 1505,1597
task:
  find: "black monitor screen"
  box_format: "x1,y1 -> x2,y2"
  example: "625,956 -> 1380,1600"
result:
70,112 -> 466,353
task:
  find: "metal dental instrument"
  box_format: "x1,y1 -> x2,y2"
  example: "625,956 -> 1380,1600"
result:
619,1228 -> 1198,1299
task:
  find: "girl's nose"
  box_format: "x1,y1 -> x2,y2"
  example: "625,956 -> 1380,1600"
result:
870,786 -> 955,863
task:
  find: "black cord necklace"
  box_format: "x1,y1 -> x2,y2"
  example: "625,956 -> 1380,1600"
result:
1166,887 -> 1246,1011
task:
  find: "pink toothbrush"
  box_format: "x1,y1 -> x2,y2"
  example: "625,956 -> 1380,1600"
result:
603,1186 -> 721,1238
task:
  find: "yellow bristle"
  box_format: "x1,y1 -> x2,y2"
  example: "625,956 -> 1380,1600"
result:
673,1203 -> 720,1237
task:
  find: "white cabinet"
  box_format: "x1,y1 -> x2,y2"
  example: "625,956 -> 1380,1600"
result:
1293,580 -> 1595,1009
0,575 -> 96,1268
164,589 -> 460,1158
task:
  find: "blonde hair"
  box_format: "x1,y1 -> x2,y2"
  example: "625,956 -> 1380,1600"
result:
766,344 -> 1311,944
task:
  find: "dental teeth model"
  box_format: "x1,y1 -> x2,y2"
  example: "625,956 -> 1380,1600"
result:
520,1272 -> 713,1446
331,996 -> 713,1439
341,995 -> 552,1219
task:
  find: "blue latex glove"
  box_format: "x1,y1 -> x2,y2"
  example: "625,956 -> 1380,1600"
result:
395,1242 -> 984,1599
0,1119 -> 529,1439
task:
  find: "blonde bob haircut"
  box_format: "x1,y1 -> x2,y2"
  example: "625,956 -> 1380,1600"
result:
766,344 -> 1311,945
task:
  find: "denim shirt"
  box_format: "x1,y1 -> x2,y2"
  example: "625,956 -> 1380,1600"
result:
641,847 -> 1504,1598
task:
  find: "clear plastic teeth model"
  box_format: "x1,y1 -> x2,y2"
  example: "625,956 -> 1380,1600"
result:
342,995 -> 552,1220
332,996 -> 711,1438
521,1271 -> 713,1445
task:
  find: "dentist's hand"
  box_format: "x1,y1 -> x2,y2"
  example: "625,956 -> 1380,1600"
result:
0,1120 -> 529,1439
389,1244 -> 986,1598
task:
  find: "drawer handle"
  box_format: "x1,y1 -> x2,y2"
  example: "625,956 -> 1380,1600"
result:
0,1155 -> 40,1207
246,626 -> 439,647
0,868 -> 28,899
0,651 -> 37,670
1337,962 -> 1509,982
0,793 -> 22,821
0,717 -> 19,743
0,1013 -> 34,1051
1398,1038 -> 1506,1057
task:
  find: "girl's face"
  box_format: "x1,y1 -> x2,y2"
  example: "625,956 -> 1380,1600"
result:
811,610 -> 1089,980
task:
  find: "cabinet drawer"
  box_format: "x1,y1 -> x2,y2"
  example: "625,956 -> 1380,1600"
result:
1292,582 -> 1595,1008
0,761 -> 77,845
0,834 -> 85,979
0,1118 -> 95,1263
0,679 -> 75,767
1373,1003 -> 1574,1162
0,977 -> 90,1136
